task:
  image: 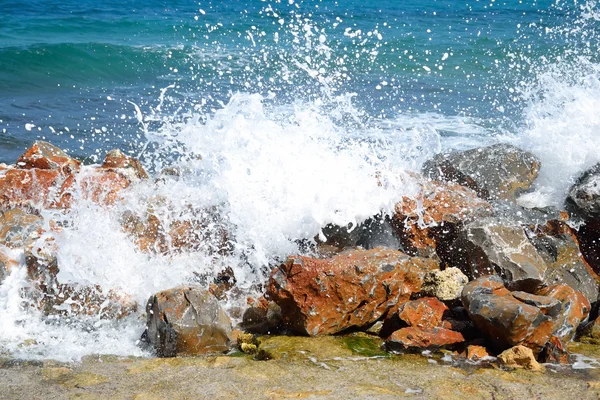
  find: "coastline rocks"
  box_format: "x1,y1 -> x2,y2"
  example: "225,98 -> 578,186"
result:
101,149 -> 148,180
497,345 -> 543,371
142,286 -> 232,357
241,299 -> 282,334
266,247 -> 439,336
392,176 -> 492,257
461,276 -> 554,353
422,143 -> 540,201
420,267 -> 469,301
467,345 -> 490,361
385,327 -> 465,351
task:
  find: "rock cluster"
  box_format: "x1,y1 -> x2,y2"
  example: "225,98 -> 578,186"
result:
3,141 -> 600,366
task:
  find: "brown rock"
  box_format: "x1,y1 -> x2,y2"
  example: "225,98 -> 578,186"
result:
0,168 -> 74,210
497,345 -> 543,371
0,208 -> 44,249
461,276 -> 554,353
78,169 -> 132,206
537,284 -> 590,343
392,176 -> 492,257
101,149 -> 148,180
397,297 -> 449,330
16,141 -> 80,173
385,327 -> 465,351
141,286 -> 232,357
266,247 -> 439,336
467,345 -> 490,361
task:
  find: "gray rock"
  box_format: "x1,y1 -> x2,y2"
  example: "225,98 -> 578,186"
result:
421,267 -> 469,301
142,285 -> 232,357
422,144 -> 540,201
566,163 -> 600,220
451,217 -> 548,292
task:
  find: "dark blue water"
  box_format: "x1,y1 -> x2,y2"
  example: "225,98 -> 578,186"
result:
0,0 -> 597,163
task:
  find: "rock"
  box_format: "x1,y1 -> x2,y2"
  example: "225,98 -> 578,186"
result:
142,286 -> 232,357
461,276 -> 554,353
392,176 -> 492,257
569,219 -> 600,278
467,345 -> 490,361
397,297 -> 449,330
422,143 -> 540,201
497,345 -> 543,371
539,336 -> 569,364
101,149 -> 148,180
537,284 -> 590,343
266,247 -> 439,336
0,208 -> 44,249
450,218 -> 548,292
316,214 -> 401,253
241,300 -> 282,334
588,316 -> 600,340
121,211 -> 168,254
78,169 -> 132,206
385,327 -> 465,351
529,220 -> 600,303
421,268 -> 469,301
16,141 -> 80,173
565,163 -> 600,220
0,168 -> 74,210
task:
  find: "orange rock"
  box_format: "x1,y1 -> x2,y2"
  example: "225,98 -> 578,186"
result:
78,169 -> 131,206
497,345 -> 543,371
0,208 -> 44,249
397,297 -> 449,330
101,149 -> 148,180
0,168 -> 74,210
16,141 -> 80,173
537,284 -> 590,343
385,327 -> 465,351
392,176 -> 492,257
461,276 -> 554,353
467,345 -> 490,361
266,247 -> 439,336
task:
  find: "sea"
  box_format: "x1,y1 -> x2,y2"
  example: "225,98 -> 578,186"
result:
0,0 -> 599,361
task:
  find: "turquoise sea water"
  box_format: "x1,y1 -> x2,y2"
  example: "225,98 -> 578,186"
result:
1,0 -> 597,163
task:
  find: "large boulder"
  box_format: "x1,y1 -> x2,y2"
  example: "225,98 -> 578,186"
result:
422,144 -> 540,201
16,141 -> 80,173
266,247 -> 439,336
392,175 -> 492,258
141,286 -> 232,357
450,218 -> 548,292
537,284 -> 590,343
461,276 -> 555,353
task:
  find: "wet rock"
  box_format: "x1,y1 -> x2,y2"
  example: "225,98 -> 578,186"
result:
421,267 -> 469,301
397,297 -> 449,330
0,208 -> 44,250
101,149 -> 148,180
16,141 -> 80,173
392,176 -> 492,257
450,218 -> 548,292
78,169 -> 132,206
539,336 -> 569,364
385,327 -> 465,351
121,211 -> 168,254
0,168 -> 75,210
529,220 -> 600,303
497,345 -> 543,371
266,247 -> 439,336
461,276 -> 554,353
142,286 -> 232,357
568,219 -> 600,278
565,163 -> 600,220
467,345 -> 490,361
316,214 -> 401,253
422,143 -> 541,201
241,299 -> 282,334
537,284 -> 590,343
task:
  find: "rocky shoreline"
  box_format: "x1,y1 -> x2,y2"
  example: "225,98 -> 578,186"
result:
1,141 -> 600,376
